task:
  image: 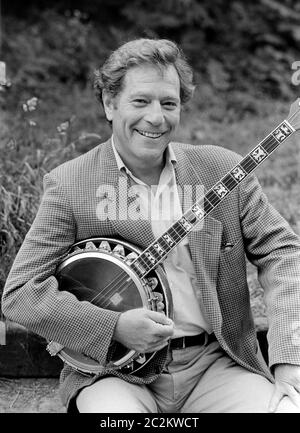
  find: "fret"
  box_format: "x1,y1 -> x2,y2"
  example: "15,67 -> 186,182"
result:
204,189 -> 220,207
204,195 -> 217,212
172,220 -> 186,237
155,235 -> 170,251
240,155 -> 257,173
262,136 -> 279,154
169,226 -> 182,243
221,173 -> 238,191
259,134 -> 276,153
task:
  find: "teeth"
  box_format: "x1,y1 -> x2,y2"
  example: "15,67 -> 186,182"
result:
137,130 -> 163,138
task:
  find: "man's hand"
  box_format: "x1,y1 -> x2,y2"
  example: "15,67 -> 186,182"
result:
268,364 -> 300,412
113,308 -> 174,353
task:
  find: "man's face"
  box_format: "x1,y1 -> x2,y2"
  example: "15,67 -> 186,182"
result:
103,63 -> 181,168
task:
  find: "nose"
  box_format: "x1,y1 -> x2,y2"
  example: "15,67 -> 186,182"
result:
144,101 -> 164,126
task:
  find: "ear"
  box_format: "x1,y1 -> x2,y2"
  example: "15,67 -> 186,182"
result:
102,90 -> 115,122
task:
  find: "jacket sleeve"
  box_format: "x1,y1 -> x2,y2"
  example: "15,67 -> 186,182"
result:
239,173 -> 300,368
1,172 -> 121,365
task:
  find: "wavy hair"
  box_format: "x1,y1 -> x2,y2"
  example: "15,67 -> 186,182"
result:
94,38 -> 195,105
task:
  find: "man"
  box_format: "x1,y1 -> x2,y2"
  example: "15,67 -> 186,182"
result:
2,38 -> 300,413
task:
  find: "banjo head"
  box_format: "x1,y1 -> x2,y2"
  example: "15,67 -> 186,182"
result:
53,237 -> 172,375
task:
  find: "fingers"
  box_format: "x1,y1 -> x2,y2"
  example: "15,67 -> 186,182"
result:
269,383 -> 300,412
146,309 -> 173,326
154,324 -> 174,339
145,310 -> 174,339
268,387 -> 283,412
114,308 -> 174,352
144,338 -> 169,353
139,309 -> 174,351
286,387 -> 300,409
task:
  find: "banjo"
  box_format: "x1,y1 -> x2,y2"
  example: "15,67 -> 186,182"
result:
47,99 -> 300,376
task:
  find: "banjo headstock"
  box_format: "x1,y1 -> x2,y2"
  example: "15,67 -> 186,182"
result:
287,98 -> 300,131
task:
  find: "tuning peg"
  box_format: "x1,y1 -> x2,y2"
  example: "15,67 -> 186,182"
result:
99,241 -> 112,252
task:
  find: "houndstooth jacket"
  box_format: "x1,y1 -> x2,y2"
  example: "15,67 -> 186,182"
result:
2,139 -> 300,410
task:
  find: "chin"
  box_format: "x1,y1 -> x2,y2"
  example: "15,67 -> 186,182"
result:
142,139 -> 169,149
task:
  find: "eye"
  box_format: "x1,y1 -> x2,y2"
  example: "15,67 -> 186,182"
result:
163,101 -> 178,109
132,98 -> 148,106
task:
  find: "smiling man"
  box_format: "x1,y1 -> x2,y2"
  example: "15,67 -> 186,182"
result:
2,38 -> 300,413
102,63 -> 181,186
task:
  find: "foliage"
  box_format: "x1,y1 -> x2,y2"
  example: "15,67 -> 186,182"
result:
2,10 -> 104,110
2,0 -> 300,103
0,102 -> 79,287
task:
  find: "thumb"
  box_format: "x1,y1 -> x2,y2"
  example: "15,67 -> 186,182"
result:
268,386 -> 283,413
146,310 -> 173,326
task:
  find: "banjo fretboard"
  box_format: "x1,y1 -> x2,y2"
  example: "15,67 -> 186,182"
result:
130,120 -> 295,278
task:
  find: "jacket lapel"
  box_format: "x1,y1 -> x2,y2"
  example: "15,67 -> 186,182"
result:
98,140 -> 154,249
172,144 -> 223,332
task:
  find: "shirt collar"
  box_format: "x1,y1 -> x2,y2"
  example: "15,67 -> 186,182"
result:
111,135 -> 177,175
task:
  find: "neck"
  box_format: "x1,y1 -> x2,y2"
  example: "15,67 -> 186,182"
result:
131,164 -> 163,186
121,153 -> 166,186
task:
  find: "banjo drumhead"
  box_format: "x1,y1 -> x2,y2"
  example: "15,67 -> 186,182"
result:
53,238 -> 172,374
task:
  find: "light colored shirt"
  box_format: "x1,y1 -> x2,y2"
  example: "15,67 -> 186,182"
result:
111,137 -> 212,337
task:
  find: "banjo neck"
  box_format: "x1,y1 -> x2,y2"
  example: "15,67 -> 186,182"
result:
129,119 -> 296,279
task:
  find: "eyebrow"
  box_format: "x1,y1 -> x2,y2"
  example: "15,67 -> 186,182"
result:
129,92 -> 180,102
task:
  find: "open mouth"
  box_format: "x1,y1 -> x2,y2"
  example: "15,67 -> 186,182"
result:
135,129 -> 165,139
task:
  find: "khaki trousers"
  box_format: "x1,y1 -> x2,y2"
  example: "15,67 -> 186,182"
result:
76,339 -> 299,413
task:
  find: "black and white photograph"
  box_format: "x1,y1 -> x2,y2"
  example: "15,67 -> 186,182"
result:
0,0 -> 300,419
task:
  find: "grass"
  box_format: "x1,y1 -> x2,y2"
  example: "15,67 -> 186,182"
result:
1,84 -> 299,331
0,378 -> 64,413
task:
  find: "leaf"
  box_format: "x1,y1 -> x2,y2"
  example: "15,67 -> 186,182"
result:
207,59 -> 230,91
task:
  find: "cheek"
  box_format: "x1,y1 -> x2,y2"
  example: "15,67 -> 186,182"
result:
118,119 -> 132,135
168,112 -> 180,127
124,116 -> 139,132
